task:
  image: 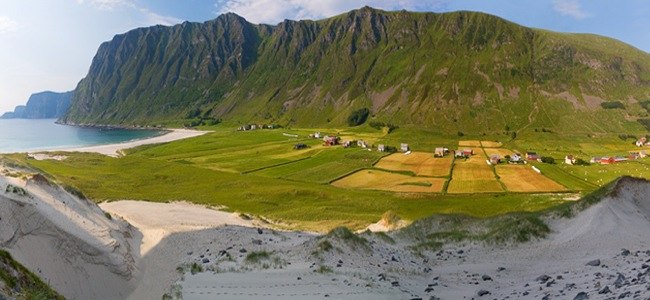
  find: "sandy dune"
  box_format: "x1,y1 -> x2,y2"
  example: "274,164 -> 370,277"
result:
0,168 -> 140,299
44,128 -> 208,157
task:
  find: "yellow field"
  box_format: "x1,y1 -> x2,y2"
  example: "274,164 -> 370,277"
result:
459,140 -> 481,147
374,152 -> 453,177
447,179 -> 504,193
332,169 -> 446,193
484,148 -> 514,157
480,141 -> 503,148
496,165 -> 567,192
447,154 -> 504,193
453,160 -> 497,180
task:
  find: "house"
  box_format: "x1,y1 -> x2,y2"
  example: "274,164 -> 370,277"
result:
377,144 -> 386,152
614,156 -> 628,163
640,150 -> 648,158
592,157 -> 615,165
323,136 -> 339,146
526,152 -> 539,161
400,143 -> 410,152
510,153 -> 523,163
565,155 -> 576,165
434,147 -> 447,157
629,152 -> 641,160
636,137 -> 647,147
343,140 -> 353,148
489,154 -> 501,165
455,149 -> 473,158
314,132 -> 322,139
293,143 -> 308,150
250,124 -> 257,130
357,140 -> 369,148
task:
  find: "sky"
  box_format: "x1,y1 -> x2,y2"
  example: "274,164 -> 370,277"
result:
0,0 -> 649,113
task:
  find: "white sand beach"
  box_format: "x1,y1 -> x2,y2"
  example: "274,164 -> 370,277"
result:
44,128 -> 208,157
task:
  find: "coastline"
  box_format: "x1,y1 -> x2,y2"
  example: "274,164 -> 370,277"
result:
38,128 -> 208,157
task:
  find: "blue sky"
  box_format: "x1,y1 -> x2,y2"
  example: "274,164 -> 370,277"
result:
1,0 -> 648,113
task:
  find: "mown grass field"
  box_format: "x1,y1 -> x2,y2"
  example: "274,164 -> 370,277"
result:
459,140 -> 482,147
332,169 -> 446,193
496,165 -> 567,192
447,153 -> 504,193
374,152 -> 452,177
480,141 -> 503,148
484,148 -> 515,157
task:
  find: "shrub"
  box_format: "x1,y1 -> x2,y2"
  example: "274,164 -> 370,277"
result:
190,262 -> 203,274
457,131 -> 464,137
600,101 -> 625,109
540,156 -> 555,164
574,158 -> 590,166
347,108 -> 370,126
245,251 -> 271,264
104,212 -> 112,220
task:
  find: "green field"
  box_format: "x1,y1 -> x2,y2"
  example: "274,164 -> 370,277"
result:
5,126 -> 649,232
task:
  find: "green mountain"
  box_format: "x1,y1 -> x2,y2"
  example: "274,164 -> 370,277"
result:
61,7 -> 650,134
1,91 -> 73,119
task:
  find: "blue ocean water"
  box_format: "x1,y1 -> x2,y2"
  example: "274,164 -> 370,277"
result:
0,119 -> 165,153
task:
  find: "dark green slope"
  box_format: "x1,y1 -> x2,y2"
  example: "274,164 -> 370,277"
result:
62,7 -> 650,134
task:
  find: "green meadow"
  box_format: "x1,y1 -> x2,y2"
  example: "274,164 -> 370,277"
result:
5,125 -> 649,232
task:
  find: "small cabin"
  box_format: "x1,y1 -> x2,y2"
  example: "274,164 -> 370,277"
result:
510,153 -> 522,163
489,154 -> 500,165
636,137 -> 647,147
526,152 -> 539,161
377,144 -> 386,152
400,143 -> 410,152
565,155 -> 576,165
323,136 -> 339,146
357,140 -> 369,148
434,147 -> 447,157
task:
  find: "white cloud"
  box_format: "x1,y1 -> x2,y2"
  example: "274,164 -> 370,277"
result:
215,0 -> 446,25
138,8 -> 182,26
76,0 -> 180,26
0,16 -> 18,34
77,0 -> 133,11
553,0 -> 590,19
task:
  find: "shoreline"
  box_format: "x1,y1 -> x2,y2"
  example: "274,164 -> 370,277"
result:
37,128 -> 208,157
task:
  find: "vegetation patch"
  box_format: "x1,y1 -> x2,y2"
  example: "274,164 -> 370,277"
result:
0,250 -> 63,299
347,108 -> 370,127
600,101 -> 625,109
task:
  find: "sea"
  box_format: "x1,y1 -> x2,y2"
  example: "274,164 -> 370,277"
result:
0,119 -> 165,153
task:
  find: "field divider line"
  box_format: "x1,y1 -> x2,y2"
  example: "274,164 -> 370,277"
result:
442,156 -> 455,194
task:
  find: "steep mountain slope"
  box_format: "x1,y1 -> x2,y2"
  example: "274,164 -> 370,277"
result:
1,91 -> 73,119
62,7 -> 650,134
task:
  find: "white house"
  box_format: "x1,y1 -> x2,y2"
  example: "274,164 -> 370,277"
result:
565,155 -> 576,165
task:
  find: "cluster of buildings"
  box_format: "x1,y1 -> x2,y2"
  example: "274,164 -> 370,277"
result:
238,124 -> 277,131
590,150 -> 647,165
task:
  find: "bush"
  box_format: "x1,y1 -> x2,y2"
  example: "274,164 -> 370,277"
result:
457,131 -> 464,137
368,121 -> 399,133
600,101 -> 625,109
574,158 -> 590,166
104,212 -> 112,220
347,108 -> 370,126
540,156 -> 555,164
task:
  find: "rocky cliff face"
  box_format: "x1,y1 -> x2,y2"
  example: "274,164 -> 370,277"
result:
1,91 -> 73,119
62,7 -> 650,134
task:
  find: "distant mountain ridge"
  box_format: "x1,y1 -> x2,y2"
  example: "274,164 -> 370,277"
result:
60,7 -> 650,133
1,91 -> 73,119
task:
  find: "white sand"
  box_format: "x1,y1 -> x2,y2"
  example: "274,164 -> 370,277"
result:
46,128 -> 208,157
0,170 -> 140,299
99,201 -> 259,255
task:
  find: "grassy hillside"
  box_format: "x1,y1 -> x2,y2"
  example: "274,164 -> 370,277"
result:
62,7 -> 650,134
